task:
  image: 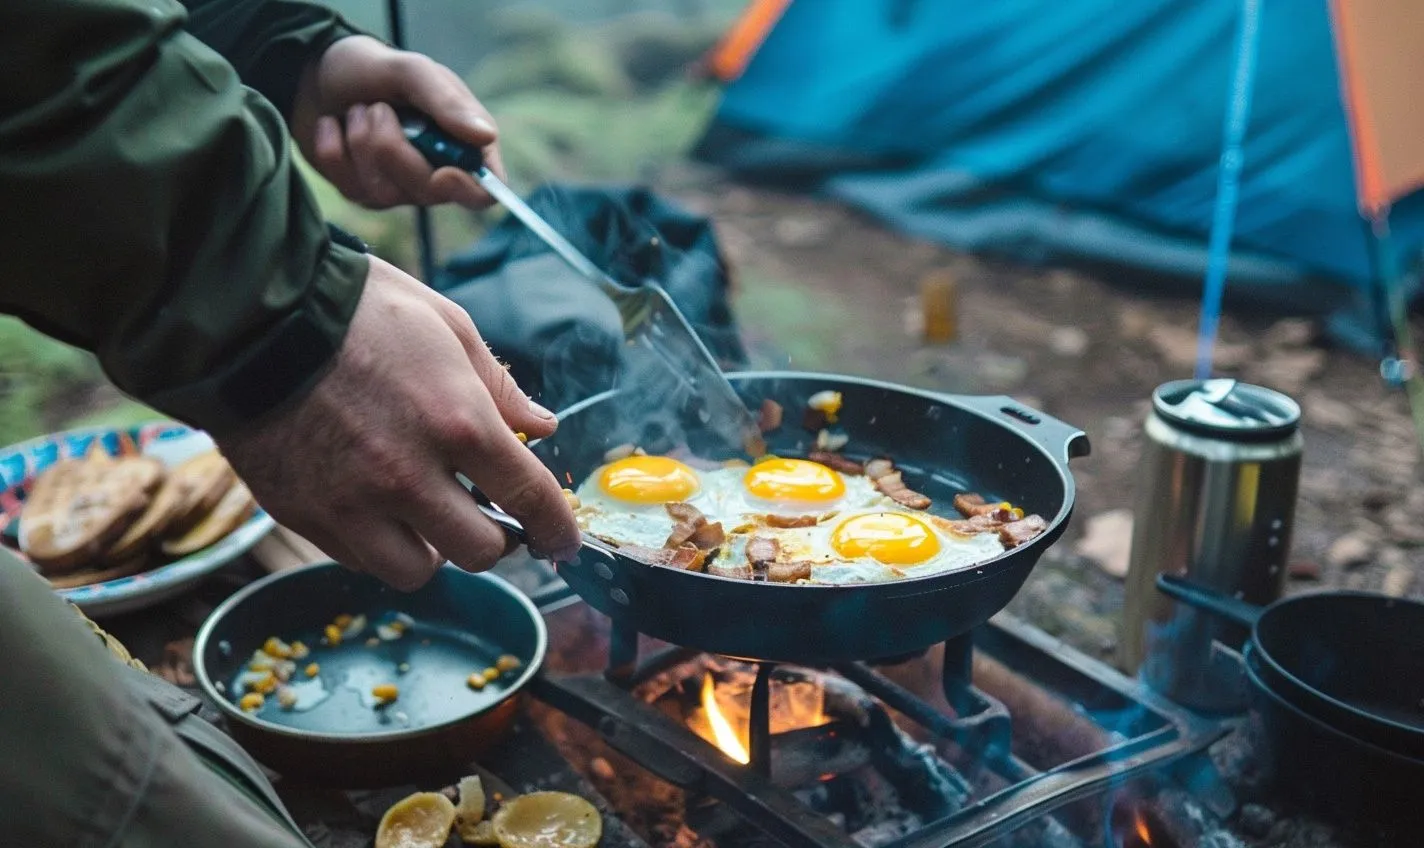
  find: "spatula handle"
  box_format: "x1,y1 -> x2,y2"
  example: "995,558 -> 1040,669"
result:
398,109 -> 485,173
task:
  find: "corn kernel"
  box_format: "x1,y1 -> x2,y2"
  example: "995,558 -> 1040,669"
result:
246,672 -> 278,694
289,640 -> 310,659
333,614 -> 353,629
482,667 -> 500,683
561,488 -> 581,510
372,683 -> 399,703
1011,507 -> 1025,521
305,662 -> 320,678
808,390 -> 843,422
492,793 -> 504,802
467,672 -> 487,690
514,431 -> 528,444
495,654 -> 522,673
239,692 -> 264,712
324,624 -> 342,645
365,637 -> 380,647
276,686 -> 298,710
262,637 -> 292,659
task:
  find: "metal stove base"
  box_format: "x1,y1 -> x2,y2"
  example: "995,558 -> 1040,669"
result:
527,584 -> 1228,848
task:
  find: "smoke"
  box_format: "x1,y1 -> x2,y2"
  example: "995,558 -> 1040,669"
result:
495,184 -> 751,457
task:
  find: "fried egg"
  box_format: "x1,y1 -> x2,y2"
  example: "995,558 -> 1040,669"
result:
574,453 -> 1007,583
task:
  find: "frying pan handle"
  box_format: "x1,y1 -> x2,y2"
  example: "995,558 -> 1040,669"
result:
938,394 -> 1091,465
467,486 -> 528,543
1155,574 -> 1263,627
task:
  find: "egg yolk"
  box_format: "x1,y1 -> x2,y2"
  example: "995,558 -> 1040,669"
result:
743,458 -> 845,504
598,455 -> 700,504
831,512 -> 942,565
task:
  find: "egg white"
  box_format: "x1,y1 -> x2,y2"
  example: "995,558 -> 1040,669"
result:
574,458 -> 1008,583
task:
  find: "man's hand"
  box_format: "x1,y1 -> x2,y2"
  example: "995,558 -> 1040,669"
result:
216,256 -> 580,591
291,35 -> 503,210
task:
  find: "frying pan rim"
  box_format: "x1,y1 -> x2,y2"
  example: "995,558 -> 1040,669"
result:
1244,642 -> 1424,768
193,561 -> 548,744
1247,589 -> 1424,743
538,369 -> 1081,591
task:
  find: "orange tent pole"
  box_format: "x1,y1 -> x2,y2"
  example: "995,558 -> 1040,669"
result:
705,0 -> 794,83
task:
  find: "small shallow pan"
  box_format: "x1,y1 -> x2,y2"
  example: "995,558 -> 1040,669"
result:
479,372 -> 1089,665
1157,574 -> 1424,758
194,562 -> 546,788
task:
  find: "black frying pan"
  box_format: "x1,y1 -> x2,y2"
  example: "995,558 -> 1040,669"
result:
481,372 -> 1088,665
193,562 -> 546,788
1157,574 -> 1424,758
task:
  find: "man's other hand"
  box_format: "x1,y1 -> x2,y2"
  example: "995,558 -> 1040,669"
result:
291,35 -> 503,210
217,256 -> 580,591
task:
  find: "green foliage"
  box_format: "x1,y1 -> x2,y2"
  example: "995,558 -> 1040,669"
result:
0,317 -> 101,444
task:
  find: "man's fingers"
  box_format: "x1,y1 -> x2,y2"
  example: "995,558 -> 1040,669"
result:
355,103 -> 440,204
311,116 -> 366,201
396,55 -> 498,148
433,294 -> 559,438
341,517 -> 442,591
392,476 -> 513,574
344,104 -> 403,208
448,405 -> 578,562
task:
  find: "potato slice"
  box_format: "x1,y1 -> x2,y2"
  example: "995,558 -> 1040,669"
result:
454,774 -> 487,840
464,820 -> 499,846
492,792 -> 602,848
159,480 -> 256,557
375,792 -> 456,848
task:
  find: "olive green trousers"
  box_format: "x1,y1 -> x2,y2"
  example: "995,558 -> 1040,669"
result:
0,552 -> 310,847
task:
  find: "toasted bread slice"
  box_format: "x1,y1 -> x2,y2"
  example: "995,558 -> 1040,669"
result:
47,553 -> 152,589
163,450 -> 237,536
21,453 -> 163,574
160,480 -> 256,558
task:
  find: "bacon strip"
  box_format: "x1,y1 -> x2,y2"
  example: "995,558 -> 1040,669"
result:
764,513 -> 820,529
998,515 -> 1048,548
758,399 -> 784,432
708,561 -> 754,580
745,536 -> 779,570
872,470 -> 932,510
954,493 -> 1017,521
620,544 -> 708,571
934,513 -> 1004,537
863,458 -> 894,480
663,503 -> 724,551
767,561 -> 812,583
808,450 -> 864,476
688,521 -> 725,550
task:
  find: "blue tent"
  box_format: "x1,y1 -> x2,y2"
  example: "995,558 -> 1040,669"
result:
693,0 -> 1424,352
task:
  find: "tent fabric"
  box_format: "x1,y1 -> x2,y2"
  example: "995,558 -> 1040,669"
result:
693,0 -> 1424,351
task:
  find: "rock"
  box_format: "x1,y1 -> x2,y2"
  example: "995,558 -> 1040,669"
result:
1047,326 -> 1090,357
1302,391 -> 1360,433
1046,268 -> 1087,295
1362,487 -> 1396,511
1212,340 -> 1253,370
976,353 -> 1028,389
1237,804 -> 1276,839
1117,306 -> 1153,341
1245,349 -> 1327,397
1299,467 -> 1349,503
773,216 -> 830,248
1287,560 -> 1322,580
1073,509 -> 1135,579
1384,507 -> 1424,546
1147,324 -> 1201,371
1382,562 -> 1415,598
1261,317 -> 1316,349
1325,532 -> 1376,569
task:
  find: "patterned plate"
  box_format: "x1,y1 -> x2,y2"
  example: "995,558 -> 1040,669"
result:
0,423 -> 274,617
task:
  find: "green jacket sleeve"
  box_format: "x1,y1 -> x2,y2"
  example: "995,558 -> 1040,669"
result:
0,0 -> 369,435
180,0 -> 365,120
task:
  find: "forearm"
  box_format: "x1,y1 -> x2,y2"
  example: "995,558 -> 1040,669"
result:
0,0 -> 368,434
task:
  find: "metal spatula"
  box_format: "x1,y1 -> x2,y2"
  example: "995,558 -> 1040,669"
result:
399,112 -> 761,456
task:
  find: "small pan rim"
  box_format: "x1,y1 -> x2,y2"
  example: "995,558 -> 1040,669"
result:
193,561 -> 548,744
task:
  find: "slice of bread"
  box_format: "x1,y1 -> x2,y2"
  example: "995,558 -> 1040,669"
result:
159,480 -> 256,558
21,453 -> 163,575
163,450 -> 237,536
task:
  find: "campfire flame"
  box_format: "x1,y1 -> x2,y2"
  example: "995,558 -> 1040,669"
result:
701,673 -> 750,763
1135,812 -> 1153,846
690,669 -> 832,765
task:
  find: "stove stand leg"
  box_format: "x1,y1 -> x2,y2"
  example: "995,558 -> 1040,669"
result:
605,617 -> 640,687
749,663 -> 775,778
942,631 -> 974,714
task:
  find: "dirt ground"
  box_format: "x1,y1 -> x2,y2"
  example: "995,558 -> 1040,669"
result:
661,167 -> 1424,664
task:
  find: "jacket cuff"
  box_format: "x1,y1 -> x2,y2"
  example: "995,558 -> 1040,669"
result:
143,238 -> 369,436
